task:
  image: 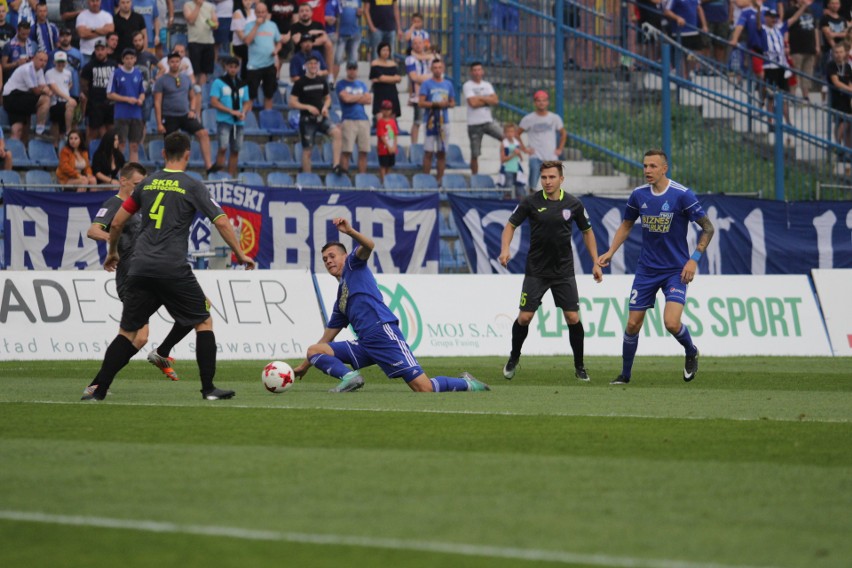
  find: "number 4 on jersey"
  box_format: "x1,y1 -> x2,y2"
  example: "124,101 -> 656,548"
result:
149,192 -> 165,229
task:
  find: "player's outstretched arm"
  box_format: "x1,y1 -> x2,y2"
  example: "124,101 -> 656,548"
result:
681,215 -> 715,284
581,228 -> 603,283
498,223 -> 516,267
334,217 -> 374,260
213,216 -> 256,269
598,219 -> 635,267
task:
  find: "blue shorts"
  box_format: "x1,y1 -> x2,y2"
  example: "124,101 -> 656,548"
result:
629,271 -> 688,311
329,322 -> 424,382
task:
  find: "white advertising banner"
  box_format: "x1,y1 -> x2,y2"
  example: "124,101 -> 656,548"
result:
811,269 -> 852,356
0,271 -> 326,360
316,274 -> 832,357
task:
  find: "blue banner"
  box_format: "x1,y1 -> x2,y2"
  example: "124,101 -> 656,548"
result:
2,186 -> 440,273
448,194 -> 852,275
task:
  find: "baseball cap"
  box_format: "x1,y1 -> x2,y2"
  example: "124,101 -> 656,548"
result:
346,62 -> 358,70
53,51 -> 68,62
380,100 -> 393,110
94,37 -> 107,47
60,27 -> 72,35
121,48 -> 136,59
765,9 -> 779,17
305,54 -> 319,63
533,90 -> 549,100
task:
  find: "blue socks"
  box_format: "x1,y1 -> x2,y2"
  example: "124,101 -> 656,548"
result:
622,331 -> 639,379
673,324 -> 698,355
309,353 -> 351,380
430,376 -> 471,392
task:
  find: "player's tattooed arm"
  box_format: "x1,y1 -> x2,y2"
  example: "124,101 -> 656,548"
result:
695,215 -> 715,253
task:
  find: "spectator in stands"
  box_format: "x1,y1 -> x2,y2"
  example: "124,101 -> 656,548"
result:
184,0 -> 217,86
1,20 -> 36,79
289,34 -> 328,82
45,50 -> 76,145
132,30 -> 159,126
291,2 -> 332,72
701,0 -> 729,64
499,122 -> 524,198
231,0 -> 257,71
60,0 -> 86,50
107,48 -> 145,162
0,130 -> 14,170
2,49 -> 50,143
91,127 -> 125,185
13,0 -> 38,29
788,0 -> 821,103
336,61 -> 371,173
288,54 -> 343,174
403,11 -> 429,51
369,40 -> 400,120
29,3 -> 59,59
132,0 -> 161,52
761,2 -> 813,123
114,0 -> 147,55
376,98 -> 397,182
106,31 -> 122,63
154,50 -> 220,174
76,0 -> 115,66
266,0 -> 295,60
209,55 -> 251,176
518,90 -> 566,191
158,42 -> 195,83
57,129 -> 97,189
168,0 -> 191,52
827,43 -> 852,168
56,28 -> 84,73
729,0 -> 766,83
213,0 -> 233,67
80,37 -> 117,142
0,5 -> 17,51
633,0 -> 663,63
821,0 -> 846,63
364,0 -> 399,58
334,0 -> 362,79
323,0 -> 339,81
663,0 -> 708,74
463,61 -> 502,175
419,58 -> 455,185
404,35 -> 432,144
244,2 -> 282,111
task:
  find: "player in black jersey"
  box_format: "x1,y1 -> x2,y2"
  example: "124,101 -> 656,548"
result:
498,160 -> 603,382
82,132 -> 256,401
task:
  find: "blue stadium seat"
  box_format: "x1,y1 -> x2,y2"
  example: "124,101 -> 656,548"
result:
439,239 -> 465,272
408,143 -> 424,166
259,109 -> 297,137
148,139 -> 164,165
237,141 -> 267,168
6,139 -> 33,167
264,141 -> 298,168
242,111 -> 265,136
395,145 -> 418,171
201,82 -> 212,109
442,173 -> 468,191
256,83 -> 290,111
25,169 -> 57,191
366,146 -> 379,168
88,138 -> 100,159
267,171 -> 293,187
383,173 -> 411,196
0,169 -> 23,186
294,143 -> 330,168
240,171 -> 264,186
126,143 -> 155,169
469,173 -> 499,198
202,108 -> 217,134
438,211 -> 459,238
446,144 -> 470,169
325,172 -> 352,188
412,173 -> 439,191
296,172 -> 324,188
0,107 -> 10,132
28,139 -> 59,168
354,172 -> 381,189
185,170 -> 204,181
146,112 -> 158,134
189,140 -> 218,168
207,170 -> 231,181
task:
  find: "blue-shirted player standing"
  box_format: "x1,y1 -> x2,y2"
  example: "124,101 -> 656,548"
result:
293,217 -> 490,393
598,149 -> 715,384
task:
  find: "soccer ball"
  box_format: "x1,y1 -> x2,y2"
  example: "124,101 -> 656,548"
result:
262,361 -> 295,393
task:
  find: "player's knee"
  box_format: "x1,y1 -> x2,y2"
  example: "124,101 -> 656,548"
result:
664,318 -> 681,334
564,311 -> 580,325
516,312 -> 534,326
306,343 -> 331,358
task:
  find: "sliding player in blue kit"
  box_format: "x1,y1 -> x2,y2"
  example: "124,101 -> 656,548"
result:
293,217 -> 490,393
598,149 -> 715,384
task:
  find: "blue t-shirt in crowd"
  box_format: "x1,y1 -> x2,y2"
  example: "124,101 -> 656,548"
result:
336,79 -> 369,120
325,0 -> 340,33
107,66 -> 145,120
209,76 -> 250,125
245,20 -> 281,70
419,77 -> 455,123
735,7 -> 767,51
338,0 -> 361,37
665,0 -> 700,35
132,0 -> 160,48
701,0 -> 728,23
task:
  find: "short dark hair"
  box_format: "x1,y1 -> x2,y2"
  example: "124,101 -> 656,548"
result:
120,162 -> 147,180
412,12 -> 423,19
469,61 -> 483,69
540,160 -> 563,176
644,149 -> 668,164
321,242 -> 347,254
164,132 -> 191,161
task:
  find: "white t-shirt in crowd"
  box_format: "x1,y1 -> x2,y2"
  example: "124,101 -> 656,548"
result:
76,9 -> 115,55
462,79 -> 497,126
45,67 -> 74,106
518,111 -> 564,161
215,0 -> 234,19
3,61 -> 46,96
231,8 -> 256,46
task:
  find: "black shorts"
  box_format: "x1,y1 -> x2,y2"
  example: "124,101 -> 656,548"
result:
86,100 -> 114,129
49,102 -> 68,131
680,33 -> 707,52
379,154 -> 395,168
299,115 -> 332,148
119,271 -> 210,331
764,67 -> 789,92
247,64 -> 277,101
3,90 -> 39,125
163,114 -> 204,135
188,42 -> 216,76
518,275 -> 580,313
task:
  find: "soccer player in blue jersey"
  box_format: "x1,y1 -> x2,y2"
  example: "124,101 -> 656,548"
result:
598,149 -> 715,384
293,217 -> 490,393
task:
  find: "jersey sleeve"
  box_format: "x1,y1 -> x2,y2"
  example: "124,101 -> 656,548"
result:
624,190 -> 641,222
326,302 -> 349,330
507,197 -> 531,227
187,179 -> 226,222
91,196 -> 122,228
573,200 -> 592,232
681,189 -> 706,222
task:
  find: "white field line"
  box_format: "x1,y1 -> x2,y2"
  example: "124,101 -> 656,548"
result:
0,510 -> 779,568
1,400 -> 849,423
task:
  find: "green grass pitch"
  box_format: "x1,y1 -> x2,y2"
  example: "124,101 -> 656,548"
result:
0,356 -> 850,568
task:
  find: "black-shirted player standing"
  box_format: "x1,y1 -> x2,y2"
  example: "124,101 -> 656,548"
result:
82,132 -> 256,401
498,160 -> 603,381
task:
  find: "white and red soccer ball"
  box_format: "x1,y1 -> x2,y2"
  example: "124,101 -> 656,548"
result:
262,361 -> 294,393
